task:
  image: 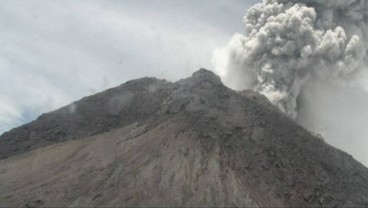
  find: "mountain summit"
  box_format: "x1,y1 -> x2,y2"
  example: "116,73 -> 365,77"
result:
0,69 -> 368,207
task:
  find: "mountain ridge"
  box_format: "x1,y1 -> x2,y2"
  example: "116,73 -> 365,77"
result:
0,69 -> 368,207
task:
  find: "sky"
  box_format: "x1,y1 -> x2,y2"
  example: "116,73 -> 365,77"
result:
1,0 -> 368,167
0,0 -> 259,134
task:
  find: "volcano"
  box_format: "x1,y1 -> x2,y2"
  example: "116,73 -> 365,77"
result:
0,69 -> 367,207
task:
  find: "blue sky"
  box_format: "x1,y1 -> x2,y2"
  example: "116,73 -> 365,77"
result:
0,0 -> 259,134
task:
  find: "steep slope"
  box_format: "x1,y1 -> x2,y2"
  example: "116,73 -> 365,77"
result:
0,77 -> 172,159
0,69 -> 368,207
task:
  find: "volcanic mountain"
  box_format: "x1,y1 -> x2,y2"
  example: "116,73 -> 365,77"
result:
0,69 -> 367,207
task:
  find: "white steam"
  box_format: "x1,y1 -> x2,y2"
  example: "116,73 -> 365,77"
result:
214,0 -> 368,118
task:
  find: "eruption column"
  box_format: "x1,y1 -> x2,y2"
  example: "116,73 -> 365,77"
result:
214,0 -> 368,118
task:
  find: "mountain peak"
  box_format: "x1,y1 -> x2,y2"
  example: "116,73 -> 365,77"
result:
1,69 -> 368,207
176,68 -> 223,91
191,68 -> 222,86
192,68 -> 221,83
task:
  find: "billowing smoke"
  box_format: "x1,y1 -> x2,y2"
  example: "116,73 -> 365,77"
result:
213,0 -> 368,119
213,0 -> 368,165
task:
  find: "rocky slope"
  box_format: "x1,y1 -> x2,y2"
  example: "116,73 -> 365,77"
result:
0,69 -> 368,207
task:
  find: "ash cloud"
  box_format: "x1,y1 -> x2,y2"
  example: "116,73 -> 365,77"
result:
214,0 -> 368,119
213,0 -> 368,165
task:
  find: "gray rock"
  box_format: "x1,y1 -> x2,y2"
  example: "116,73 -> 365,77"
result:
0,69 -> 368,207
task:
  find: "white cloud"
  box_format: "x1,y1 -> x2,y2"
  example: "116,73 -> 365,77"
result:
0,0 -> 257,134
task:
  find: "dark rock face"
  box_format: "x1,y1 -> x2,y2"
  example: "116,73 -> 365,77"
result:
0,69 -> 368,207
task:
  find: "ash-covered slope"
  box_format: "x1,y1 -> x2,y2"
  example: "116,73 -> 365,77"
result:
0,69 -> 368,207
0,77 -> 172,159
